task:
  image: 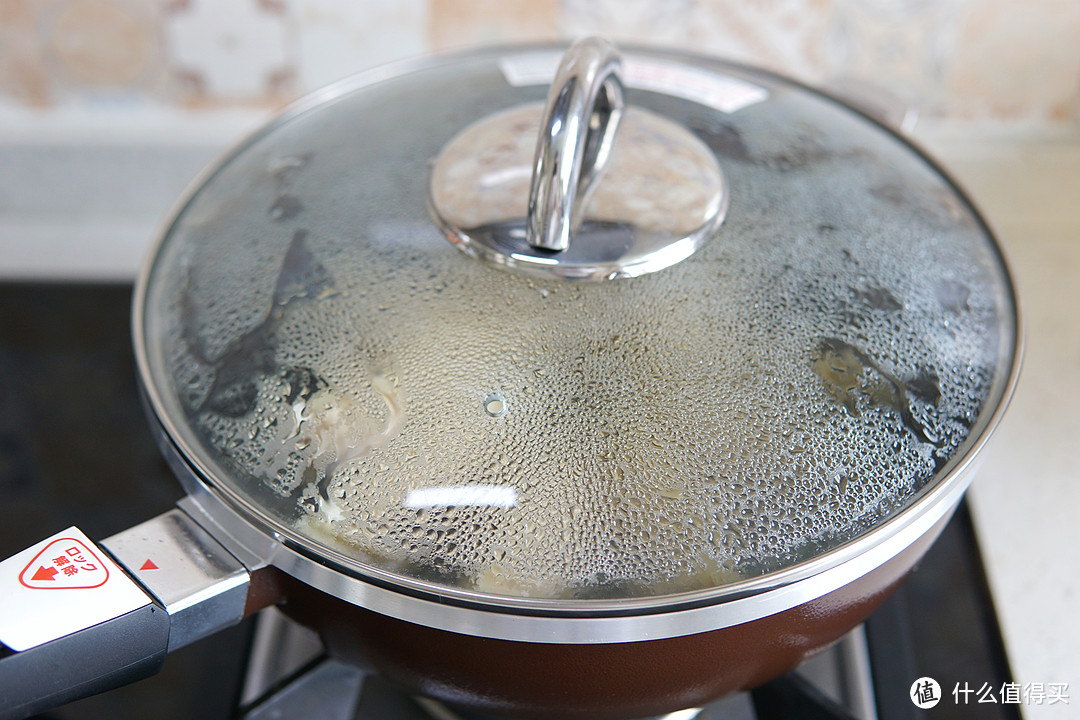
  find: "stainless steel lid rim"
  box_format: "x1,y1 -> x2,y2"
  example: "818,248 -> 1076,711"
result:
158,409 -> 985,643
140,301 -> 1019,618
180,448 -> 970,644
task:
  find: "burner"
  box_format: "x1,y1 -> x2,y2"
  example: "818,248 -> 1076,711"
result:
415,699 -> 708,720
239,653 -> 759,720
236,608 -> 866,720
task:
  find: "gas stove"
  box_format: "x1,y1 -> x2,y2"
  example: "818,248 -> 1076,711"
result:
235,607 -> 874,720
0,282 -> 1018,720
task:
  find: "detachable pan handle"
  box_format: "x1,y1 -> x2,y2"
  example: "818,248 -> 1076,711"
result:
0,600 -> 169,720
0,509 -> 254,720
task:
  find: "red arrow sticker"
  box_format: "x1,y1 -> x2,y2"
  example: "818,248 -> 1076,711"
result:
31,566 -> 58,582
140,559 -> 158,571
18,538 -> 109,590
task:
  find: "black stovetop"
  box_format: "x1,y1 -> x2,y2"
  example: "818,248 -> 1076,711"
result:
0,282 -> 1017,720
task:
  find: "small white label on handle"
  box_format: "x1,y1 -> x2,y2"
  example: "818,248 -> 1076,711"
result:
0,527 -> 151,651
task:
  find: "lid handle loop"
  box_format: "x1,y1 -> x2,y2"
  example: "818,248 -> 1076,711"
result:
526,37 -> 625,252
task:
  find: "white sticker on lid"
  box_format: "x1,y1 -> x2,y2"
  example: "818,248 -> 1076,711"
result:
498,53 -> 769,114
497,51 -> 561,88
0,527 -> 151,652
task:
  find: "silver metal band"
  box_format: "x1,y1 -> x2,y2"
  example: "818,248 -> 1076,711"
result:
163,419 -> 977,644
103,510 -> 249,652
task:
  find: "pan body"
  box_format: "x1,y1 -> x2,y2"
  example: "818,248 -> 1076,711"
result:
279,506 -> 951,720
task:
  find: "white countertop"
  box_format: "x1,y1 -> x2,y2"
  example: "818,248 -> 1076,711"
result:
0,115 -> 1077,717
914,127 -> 1080,718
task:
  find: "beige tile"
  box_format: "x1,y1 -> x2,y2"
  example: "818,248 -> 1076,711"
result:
689,0 -> 837,82
0,0 -> 53,105
946,0 -> 1080,123
293,0 -> 427,92
43,0 -> 162,92
162,0 -> 292,106
818,0 -> 968,116
429,0 -> 561,51
562,0 -> 696,47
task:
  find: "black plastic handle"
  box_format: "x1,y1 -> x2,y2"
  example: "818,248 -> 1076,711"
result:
0,600 -> 169,720
0,513 -> 251,718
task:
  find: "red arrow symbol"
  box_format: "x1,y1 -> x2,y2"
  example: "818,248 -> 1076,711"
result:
139,559 -> 158,571
31,565 -> 58,582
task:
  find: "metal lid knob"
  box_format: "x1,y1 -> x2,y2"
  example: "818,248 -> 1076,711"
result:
428,38 -> 728,281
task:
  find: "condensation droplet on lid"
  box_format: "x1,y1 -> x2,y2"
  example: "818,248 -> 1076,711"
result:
484,392 -> 507,416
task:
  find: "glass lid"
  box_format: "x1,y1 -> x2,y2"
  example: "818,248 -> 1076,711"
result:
138,40 -> 1017,603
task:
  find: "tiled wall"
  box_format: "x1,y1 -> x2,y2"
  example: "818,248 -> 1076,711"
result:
1,0 -> 1078,126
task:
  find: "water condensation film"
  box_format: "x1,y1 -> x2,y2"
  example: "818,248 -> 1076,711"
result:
144,53 -> 1015,601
